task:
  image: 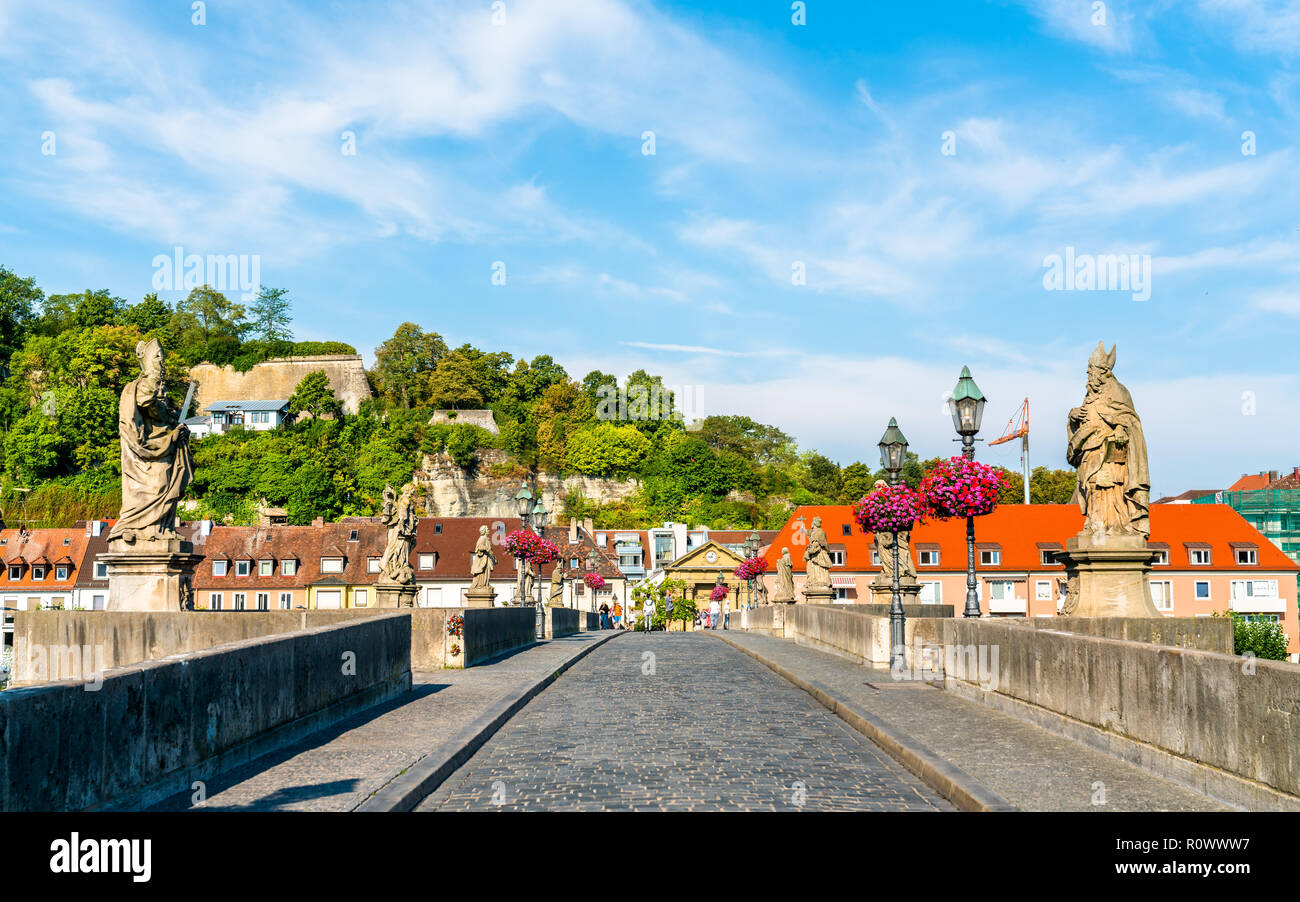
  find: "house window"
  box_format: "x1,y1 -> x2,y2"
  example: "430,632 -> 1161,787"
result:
1035,580 -> 1053,601
32,566 -> 45,581
419,554 -> 434,570
349,529 -> 359,541
259,559 -> 274,576
236,560 -> 250,577
1231,579 -> 1278,601
434,524 -> 442,535
95,561 -> 107,579
987,580 -> 1014,601
92,594 -> 105,610
55,566 -> 68,580
919,581 -> 942,604
1189,547 -> 1211,565
210,592 -> 223,610
841,524 -> 852,536
1151,580 -> 1173,612
7,566 -> 19,581
367,557 -> 381,573
233,593 -> 246,611
256,592 -> 269,611
62,538 -> 70,545
979,548 -> 1001,566
829,550 -> 845,566
918,549 -> 939,566
1039,549 -> 1061,566
1151,549 -> 1169,566
281,559 -> 297,576
320,557 -> 343,574
279,592 -> 293,610
570,557 -> 580,569
212,559 -> 228,577
1236,547 -> 1258,566
833,587 -> 850,600
871,550 -> 881,566
354,589 -> 369,608
1195,581 -> 1211,601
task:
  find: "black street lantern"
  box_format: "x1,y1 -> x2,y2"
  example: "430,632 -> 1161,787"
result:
949,365 -> 987,443
949,367 -> 988,620
514,483 -> 534,520
878,417 -> 909,480
531,498 -> 549,532
878,417 -> 909,674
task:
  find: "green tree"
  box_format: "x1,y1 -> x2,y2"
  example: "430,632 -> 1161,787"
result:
535,380 -> 594,471
566,423 -> 651,477
288,370 -> 343,420
581,369 -> 618,408
696,415 -> 793,466
838,461 -> 876,504
121,293 -> 173,337
1228,612 -> 1290,661
5,411 -> 67,481
0,267 -> 40,371
173,285 -> 248,346
426,352 -> 485,409
372,322 -> 448,408
247,286 -> 294,343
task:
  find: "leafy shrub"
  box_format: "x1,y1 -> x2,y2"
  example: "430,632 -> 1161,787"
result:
1231,613 -> 1290,661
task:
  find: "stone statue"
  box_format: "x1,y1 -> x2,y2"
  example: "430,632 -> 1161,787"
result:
469,525 -> 495,590
802,516 -> 833,588
773,546 -> 795,603
548,561 -> 566,607
521,559 -> 535,604
108,338 -> 193,548
1067,343 -> 1151,540
379,482 -> 418,585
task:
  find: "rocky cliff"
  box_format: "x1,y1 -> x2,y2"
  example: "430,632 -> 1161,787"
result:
413,449 -> 640,518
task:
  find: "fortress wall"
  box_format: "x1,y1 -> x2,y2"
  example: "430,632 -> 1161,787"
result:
187,355 -> 373,415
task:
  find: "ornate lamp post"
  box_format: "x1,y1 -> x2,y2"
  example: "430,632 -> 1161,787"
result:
513,483 -> 533,606
744,530 -> 760,609
531,497 -> 549,638
879,417 -> 909,672
949,366 -> 987,619
586,549 -> 600,614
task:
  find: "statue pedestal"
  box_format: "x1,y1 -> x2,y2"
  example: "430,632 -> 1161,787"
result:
375,581 -> 418,609
869,580 -> 921,607
802,585 -> 836,605
1059,531 -> 1159,617
770,590 -> 795,605
465,586 -> 497,609
103,539 -> 201,612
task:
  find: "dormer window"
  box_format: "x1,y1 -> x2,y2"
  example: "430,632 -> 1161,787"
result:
281,559 -> 297,576
1186,543 -> 1211,566
212,559 -> 228,577
259,559 -> 274,576
418,554 -> 434,571
55,566 -> 69,580
349,529 -> 359,542
979,546 -> 1001,566
918,548 -> 940,566
367,556 -> 381,573
7,564 -> 19,580
841,524 -> 852,536
1152,549 -> 1169,566
320,557 -> 344,574
236,559 -> 251,577
32,566 -> 45,581
1233,544 -> 1258,566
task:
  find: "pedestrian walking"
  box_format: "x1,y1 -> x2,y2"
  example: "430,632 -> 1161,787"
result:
709,598 -> 721,630
599,602 -> 610,630
612,601 -> 623,629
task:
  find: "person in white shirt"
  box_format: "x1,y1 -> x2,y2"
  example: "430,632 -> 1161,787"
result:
709,598 -> 721,630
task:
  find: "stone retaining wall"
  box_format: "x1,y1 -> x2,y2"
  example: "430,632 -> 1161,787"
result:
0,613 -> 412,811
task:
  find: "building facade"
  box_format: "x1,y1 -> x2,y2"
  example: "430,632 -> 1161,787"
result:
762,503 -> 1300,653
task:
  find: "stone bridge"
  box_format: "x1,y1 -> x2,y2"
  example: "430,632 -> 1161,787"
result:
2,605 -> 1297,812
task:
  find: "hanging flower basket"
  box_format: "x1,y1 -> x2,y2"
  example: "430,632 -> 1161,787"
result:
584,572 -> 607,591
853,482 -> 927,534
919,456 -> 1006,520
504,530 -> 561,565
446,614 -> 464,638
734,555 -> 769,581
710,584 -> 730,602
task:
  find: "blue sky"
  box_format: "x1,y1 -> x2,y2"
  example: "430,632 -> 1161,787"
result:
2,0 -> 1299,496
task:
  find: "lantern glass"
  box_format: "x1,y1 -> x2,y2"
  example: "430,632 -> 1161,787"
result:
950,396 -> 986,436
532,499 -> 549,529
514,483 -> 533,518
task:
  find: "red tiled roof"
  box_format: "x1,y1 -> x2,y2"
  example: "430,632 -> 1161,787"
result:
0,527 -> 93,590
411,518 -> 622,580
189,520 -> 386,590
763,504 -> 1299,574
1229,473 -> 1271,491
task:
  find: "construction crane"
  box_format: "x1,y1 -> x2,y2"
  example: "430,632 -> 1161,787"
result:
988,398 -> 1030,504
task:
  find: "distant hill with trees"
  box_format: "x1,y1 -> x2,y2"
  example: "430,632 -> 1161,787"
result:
0,266 -> 1075,527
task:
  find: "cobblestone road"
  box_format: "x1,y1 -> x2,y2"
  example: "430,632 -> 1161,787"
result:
417,633 -> 953,811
